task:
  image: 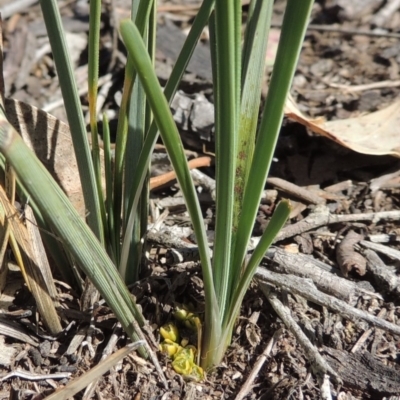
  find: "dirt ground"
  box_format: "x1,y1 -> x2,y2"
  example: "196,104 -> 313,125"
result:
0,0 -> 400,399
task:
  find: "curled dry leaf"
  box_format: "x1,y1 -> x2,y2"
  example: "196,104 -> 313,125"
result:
285,95 -> 400,157
5,98 -> 85,217
336,230 -> 367,277
245,324 -> 261,348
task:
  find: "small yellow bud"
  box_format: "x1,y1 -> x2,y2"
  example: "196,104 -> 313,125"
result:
184,315 -> 201,331
173,305 -> 189,321
189,364 -> 204,381
172,358 -> 192,375
159,339 -> 182,357
172,352 -> 193,375
160,322 -> 179,342
185,345 -> 197,357
180,337 -> 190,348
175,346 -> 195,362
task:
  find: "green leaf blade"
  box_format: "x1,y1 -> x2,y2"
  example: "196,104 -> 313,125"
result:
39,0 -> 104,243
231,0 -> 314,289
0,117 -> 147,356
211,0 -> 241,318
119,20 -> 220,353
224,200 -> 291,333
230,0 -> 274,293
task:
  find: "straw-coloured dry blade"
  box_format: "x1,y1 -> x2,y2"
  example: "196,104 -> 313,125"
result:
24,205 -> 60,307
44,341 -> 145,400
0,195 -> 9,293
0,184 -> 62,335
0,163 -> 16,293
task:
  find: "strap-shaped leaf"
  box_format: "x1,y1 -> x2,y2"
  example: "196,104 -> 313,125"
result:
0,115 -> 147,356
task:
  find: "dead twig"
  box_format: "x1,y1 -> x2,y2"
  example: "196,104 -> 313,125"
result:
45,341 -> 145,400
275,205 -> 400,243
83,324 -> 123,399
364,249 -> 400,296
150,156 -> 212,190
259,283 -> 341,384
235,329 -> 284,400
351,309 -> 387,353
328,80 -> 400,93
265,247 -> 381,305
266,177 -> 325,205
0,369 -> 71,382
361,240 -> 400,261
190,168 -> 217,200
294,23 -> 400,39
370,170 -> 400,192
255,267 -> 400,337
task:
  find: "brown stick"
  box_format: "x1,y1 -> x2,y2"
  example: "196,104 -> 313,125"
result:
149,156 -> 212,190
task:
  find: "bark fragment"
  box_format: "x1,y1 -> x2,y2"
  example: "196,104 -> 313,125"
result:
336,230 -> 367,276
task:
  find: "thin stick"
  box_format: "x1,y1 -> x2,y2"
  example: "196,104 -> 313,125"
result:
255,267 -> 400,337
275,206 -> 400,243
328,80 -> 400,93
149,156 -> 212,190
361,240 -> 400,261
287,23 -> 400,39
235,329 -> 284,400
0,370 -> 71,382
259,283 -> 341,383
83,324 -> 123,399
44,341 -> 145,400
267,177 -> 325,205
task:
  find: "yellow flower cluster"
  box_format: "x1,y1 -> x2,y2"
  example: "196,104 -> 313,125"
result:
159,307 -> 204,381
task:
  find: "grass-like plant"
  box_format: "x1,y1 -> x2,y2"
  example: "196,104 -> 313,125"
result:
0,0 -> 314,373
119,0 -> 314,369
